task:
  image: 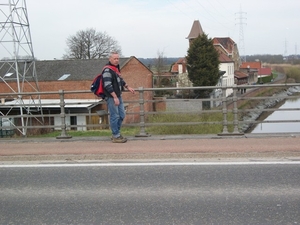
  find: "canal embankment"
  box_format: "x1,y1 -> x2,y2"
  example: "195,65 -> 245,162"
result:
241,85 -> 300,133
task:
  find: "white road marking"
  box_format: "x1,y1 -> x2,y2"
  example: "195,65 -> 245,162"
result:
0,161 -> 300,168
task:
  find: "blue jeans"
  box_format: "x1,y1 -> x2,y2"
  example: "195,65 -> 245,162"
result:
106,97 -> 125,138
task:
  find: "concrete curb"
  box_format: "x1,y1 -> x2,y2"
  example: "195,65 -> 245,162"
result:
1,132 -> 299,143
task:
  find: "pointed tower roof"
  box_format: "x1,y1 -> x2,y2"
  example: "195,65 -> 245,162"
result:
186,20 -> 204,40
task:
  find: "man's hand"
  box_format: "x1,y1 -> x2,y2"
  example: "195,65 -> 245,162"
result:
113,97 -> 120,106
126,86 -> 135,94
111,92 -> 120,106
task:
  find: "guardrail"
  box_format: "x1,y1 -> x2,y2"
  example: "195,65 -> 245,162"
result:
0,83 -> 300,138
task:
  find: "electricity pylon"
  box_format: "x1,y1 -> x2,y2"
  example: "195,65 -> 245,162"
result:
0,0 -> 43,136
235,6 -> 247,62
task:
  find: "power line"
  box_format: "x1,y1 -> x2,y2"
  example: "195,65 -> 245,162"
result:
193,0 -> 230,26
166,0 -> 191,19
202,0 -> 234,24
165,0 -> 238,38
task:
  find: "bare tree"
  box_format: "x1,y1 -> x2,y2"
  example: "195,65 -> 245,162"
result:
153,50 -> 166,87
154,50 -> 166,74
64,28 -> 122,59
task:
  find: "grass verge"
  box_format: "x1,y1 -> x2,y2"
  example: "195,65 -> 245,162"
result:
30,127 -> 139,138
145,112 -> 234,135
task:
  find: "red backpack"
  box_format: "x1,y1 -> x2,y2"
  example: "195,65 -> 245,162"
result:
90,65 -> 120,99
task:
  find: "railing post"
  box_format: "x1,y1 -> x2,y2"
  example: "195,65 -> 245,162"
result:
219,87 -> 229,135
56,90 -> 72,139
135,87 -> 150,137
232,85 -> 243,135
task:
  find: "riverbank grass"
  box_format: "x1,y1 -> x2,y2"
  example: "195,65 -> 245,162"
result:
145,112 -> 234,135
34,127 -> 139,138
286,67 -> 300,82
29,112 -> 233,137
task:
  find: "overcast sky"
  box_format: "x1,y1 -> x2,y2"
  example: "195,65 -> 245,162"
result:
2,0 -> 300,60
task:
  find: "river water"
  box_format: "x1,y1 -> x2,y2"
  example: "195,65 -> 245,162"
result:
251,98 -> 300,133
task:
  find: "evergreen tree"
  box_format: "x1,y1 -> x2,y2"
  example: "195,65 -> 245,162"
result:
186,33 -> 220,98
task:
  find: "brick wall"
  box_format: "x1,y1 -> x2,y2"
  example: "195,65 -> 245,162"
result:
0,57 -> 153,124
121,57 -> 153,123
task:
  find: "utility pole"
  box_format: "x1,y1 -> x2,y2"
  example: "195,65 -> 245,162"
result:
284,38 -> 288,59
0,0 -> 43,136
235,5 -> 247,62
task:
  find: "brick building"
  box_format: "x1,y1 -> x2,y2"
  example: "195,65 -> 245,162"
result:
0,57 -> 153,132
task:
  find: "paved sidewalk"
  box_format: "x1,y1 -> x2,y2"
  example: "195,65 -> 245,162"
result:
1,133 -> 300,162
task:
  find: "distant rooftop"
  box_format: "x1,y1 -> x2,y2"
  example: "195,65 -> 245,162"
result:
186,20 -> 204,40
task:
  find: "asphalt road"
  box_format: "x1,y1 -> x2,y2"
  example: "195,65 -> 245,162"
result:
1,162 -> 300,225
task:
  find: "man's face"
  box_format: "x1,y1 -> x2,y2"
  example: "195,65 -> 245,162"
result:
109,54 -> 119,66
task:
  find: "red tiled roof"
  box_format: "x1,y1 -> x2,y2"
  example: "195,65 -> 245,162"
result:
258,67 -> 272,75
240,61 -> 261,69
171,57 -> 187,73
234,70 -> 248,78
213,37 -> 236,53
171,63 -> 179,73
176,58 -> 186,64
218,51 -> 233,62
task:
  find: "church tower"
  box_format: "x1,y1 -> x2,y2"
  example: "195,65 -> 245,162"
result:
186,20 -> 204,47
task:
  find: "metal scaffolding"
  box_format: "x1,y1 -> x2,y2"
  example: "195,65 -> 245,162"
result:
0,0 -> 43,136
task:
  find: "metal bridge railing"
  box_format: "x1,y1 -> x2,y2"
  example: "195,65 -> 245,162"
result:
0,83 -> 299,138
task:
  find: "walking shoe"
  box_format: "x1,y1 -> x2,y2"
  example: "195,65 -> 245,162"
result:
111,135 -> 127,141
119,135 -> 127,141
111,135 -> 127,143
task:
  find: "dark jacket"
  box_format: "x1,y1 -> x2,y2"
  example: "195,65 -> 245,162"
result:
102,63 -> 126,98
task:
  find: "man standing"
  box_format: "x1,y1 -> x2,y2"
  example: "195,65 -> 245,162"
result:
103,52 -> 135,143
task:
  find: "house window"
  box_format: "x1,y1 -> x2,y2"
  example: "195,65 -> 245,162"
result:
3,73 -> 13,77
58,74 -> 71,80
70,116 -> 77,130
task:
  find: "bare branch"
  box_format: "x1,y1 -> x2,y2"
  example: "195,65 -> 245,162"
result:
65,28 -> 122,59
